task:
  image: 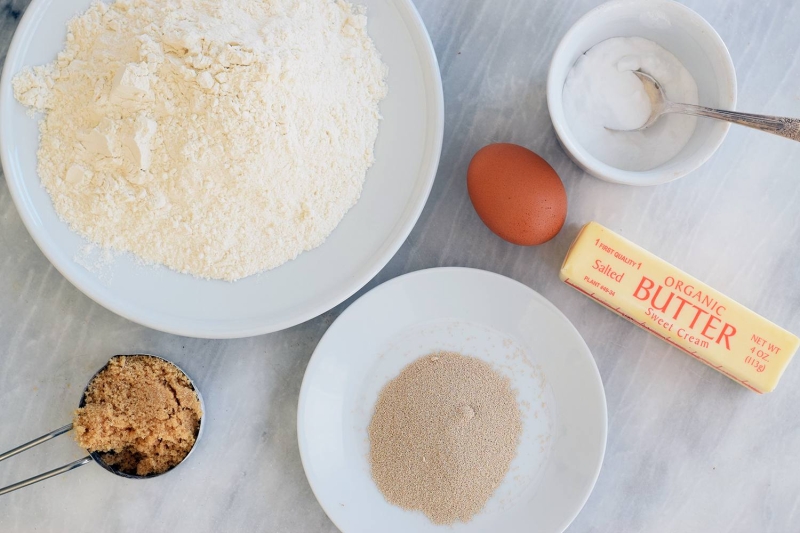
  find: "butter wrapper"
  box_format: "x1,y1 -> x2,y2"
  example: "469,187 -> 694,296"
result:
560,222 -> 798,393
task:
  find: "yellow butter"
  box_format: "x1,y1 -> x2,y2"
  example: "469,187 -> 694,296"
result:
560,222 -> 798,393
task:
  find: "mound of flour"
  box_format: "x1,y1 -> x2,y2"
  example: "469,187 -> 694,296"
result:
13,0 -> 387,281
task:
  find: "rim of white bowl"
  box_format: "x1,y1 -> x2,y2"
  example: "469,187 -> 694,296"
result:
0,0 -> 445,338
546,0 -> 737,186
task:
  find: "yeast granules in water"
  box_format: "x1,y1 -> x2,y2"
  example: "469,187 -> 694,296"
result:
368,351 -> 522,524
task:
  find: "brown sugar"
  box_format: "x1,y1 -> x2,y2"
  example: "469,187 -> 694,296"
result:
368,351 -> 522,525
73,355 -> 202,476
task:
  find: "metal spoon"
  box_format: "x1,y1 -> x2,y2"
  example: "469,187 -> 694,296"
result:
609,70 -> 800,142
0,354 -> 204,496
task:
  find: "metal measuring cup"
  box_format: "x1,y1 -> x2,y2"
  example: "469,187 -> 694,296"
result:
0,354 -> 204,496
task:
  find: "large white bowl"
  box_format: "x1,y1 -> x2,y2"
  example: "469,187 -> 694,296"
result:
547,0 -> 736,186
0,0 -> 443,338
298,268 -> 607,533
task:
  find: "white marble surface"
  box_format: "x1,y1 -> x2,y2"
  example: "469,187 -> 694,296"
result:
1,0 -> 799,531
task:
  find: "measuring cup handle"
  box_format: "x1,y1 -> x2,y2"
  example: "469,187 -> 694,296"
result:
0,423 -> 74,462
0,456 -> 92,496
0,423 -> 93,496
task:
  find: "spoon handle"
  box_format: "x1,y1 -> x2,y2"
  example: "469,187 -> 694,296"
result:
667,103 -> 800,142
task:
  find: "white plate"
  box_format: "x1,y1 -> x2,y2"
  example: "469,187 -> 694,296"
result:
0,0 -> 443,338
298,268 -> 607,533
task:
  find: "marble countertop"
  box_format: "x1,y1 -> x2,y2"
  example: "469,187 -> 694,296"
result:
2,0 -> 799,531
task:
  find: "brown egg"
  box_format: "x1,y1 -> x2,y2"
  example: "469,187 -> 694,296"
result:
467,143 -> 567,246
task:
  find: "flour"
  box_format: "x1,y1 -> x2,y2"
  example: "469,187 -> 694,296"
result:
13,0 -> 387,281
75,244 -> 116,284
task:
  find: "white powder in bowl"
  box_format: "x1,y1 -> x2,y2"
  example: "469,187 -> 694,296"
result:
562,36 -> 697,172
12,0 -> 387,281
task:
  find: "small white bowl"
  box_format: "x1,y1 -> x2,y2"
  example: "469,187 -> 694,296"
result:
547,0 -> 736,186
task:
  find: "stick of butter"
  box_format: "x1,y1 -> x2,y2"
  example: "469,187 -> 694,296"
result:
560,222 -> 798,393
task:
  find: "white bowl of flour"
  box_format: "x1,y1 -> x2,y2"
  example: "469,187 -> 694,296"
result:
547,0 -> 736,186
0,0 -> 443,337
